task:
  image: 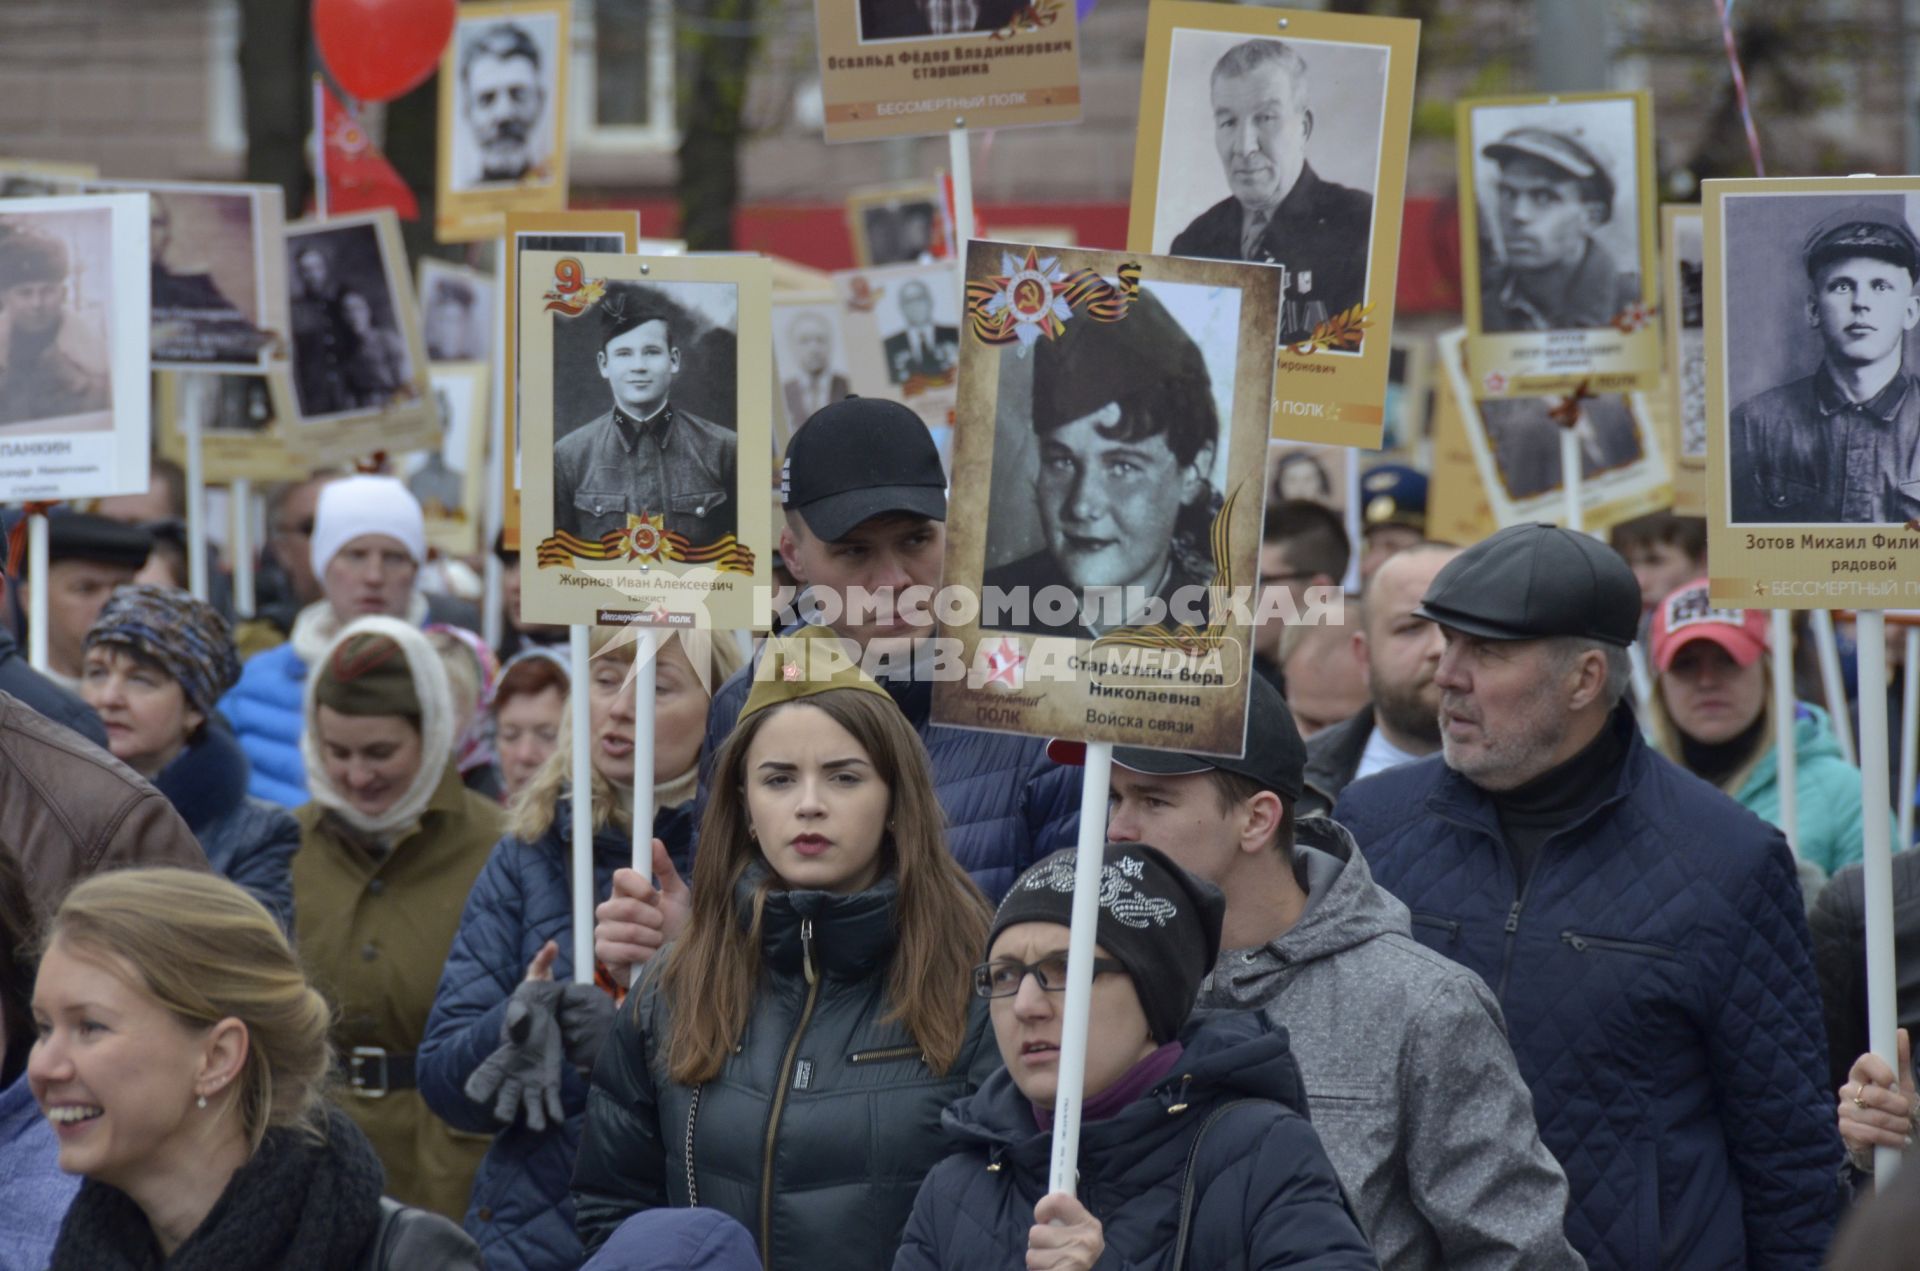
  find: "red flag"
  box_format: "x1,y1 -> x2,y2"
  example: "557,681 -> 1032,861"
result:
320,82 -> 419,220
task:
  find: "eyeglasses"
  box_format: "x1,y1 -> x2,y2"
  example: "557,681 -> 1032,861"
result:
971,954 -> 1125,1000
273,518 -> 314,539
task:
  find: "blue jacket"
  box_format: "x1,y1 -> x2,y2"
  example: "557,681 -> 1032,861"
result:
695,650 -> 1079,902
894,1011 -> 1377,1271
0,1072 -> 79,1271
418,800 -> 695,1271
1334,710 -> 1845,1270
151,721 -> 300,930
219,641 -> 309,806
581,1210 -> 761,1271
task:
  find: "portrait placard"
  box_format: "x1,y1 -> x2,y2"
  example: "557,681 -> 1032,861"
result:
0,193 -> 151,500
1459,90 -> 1660,400
812,0 -> 1081,143
1128,1 -> 1419,450
1662,204 -> 1707,515
1703,176 -> 1920,610
773,294 -> 852,445
89,179 -> 289,373
846,180 -> 945,267
1438,327 -> 1669,532
418,257 -> 496,362
156,370 -> 306,484
931,241 -> 1278,756
408,361 -> 491,555
1384,330 -> 1434,461
435,0 -> 571,242
517,250 -> 772,630
1426,344 -> 1499,545
834,260 -> 962,437
1266,440 -> 1348,518
0,159 -> 96,198
281,209 -> 437,464
500,210 -> 640,546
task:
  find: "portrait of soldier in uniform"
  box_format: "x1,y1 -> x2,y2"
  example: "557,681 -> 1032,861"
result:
0,217 -> 111,427
882,278 -> 959,387
1476,124 -> 1640,333
858,0 -> 1022,40
423,274 -> 483,361
780,308 -> 850,431
1165,39 -> 1374,347
1729,205 -> 1920,524
147,190 -> 270,366
454,20 -> 553,189
552,283 -> 739,549
285,221 -> 413,421
984,285 -> 1225,638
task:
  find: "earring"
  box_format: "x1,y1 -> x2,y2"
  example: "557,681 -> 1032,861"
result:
747,825 -> 757,841
196,1095 -> 207,1109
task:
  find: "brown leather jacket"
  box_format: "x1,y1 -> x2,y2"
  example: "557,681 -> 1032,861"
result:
0,690 -> 207,919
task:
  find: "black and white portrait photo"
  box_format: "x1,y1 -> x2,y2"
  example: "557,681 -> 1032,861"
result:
1724,194 -> 1920,525
450,9 -> 560,190
1149,29 -> 1387,348
199,373 -> 277,435
982,278 -> 1239,638
1479,395 -> 1644,501
0,207 -> 114,429
857,0 -> 1022,41
853,195 -> 941,266
1268,443 -> 1346,515
550,280 -> 741,550
1469,98 -> 1643,334
419,258 -> 494,362
880,275 -> 960,389
284,218 -> 415,421
1672,212 -> 1707,462
775,302 -> 850,434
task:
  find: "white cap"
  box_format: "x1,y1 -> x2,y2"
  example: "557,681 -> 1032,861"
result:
309,475 -> 427,580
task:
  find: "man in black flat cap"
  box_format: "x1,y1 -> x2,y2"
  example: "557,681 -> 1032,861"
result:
0,220 -> 110,426
6,511 -> 151,693
983,287 -> 1222,639
1333,522 -> 1843,1269
552,284 -> 738,548
1478,126 -> 1640,332
1730,205 -> 1920,523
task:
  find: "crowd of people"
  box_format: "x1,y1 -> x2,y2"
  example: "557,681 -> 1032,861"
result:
0,388 -> 1916,1271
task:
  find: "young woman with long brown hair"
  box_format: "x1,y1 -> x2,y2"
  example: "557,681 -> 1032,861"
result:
569,628 -> 996,1271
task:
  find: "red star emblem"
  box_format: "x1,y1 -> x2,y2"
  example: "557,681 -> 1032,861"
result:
782,661 -> 802,682
980,637 -> 1026,689
1482,370 -> 1508,395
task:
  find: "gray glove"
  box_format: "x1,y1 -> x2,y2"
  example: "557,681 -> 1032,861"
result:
555,982 -> 615,1075
463,980 -> 565,1132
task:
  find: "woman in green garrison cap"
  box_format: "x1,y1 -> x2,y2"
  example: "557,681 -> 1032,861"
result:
570,626 -> 998,1271
290,615 -> 506,1224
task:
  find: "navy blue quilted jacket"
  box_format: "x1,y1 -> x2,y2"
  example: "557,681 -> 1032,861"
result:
418,799 -> 695,1271
694,650 -> 1079,902
1334,710 -> 1845,1271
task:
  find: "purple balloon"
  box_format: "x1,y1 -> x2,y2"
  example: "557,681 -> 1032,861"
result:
1077,0 -> 1097,19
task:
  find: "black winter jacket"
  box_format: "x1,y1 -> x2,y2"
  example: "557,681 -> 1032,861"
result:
1810,849 -> 1920,1094
152,721 -> 300,930
893,1010 -> 1378,1270
571,871 -> 1000,1270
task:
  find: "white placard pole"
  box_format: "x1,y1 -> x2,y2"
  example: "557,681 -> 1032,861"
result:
1627,641 -> 1653,719
1342,448 -> 1362,594
1770,609 -> 1797,854
948,126 -> 975,248
631,631 -> 659,879
1856,610 -> 1902,1184
231,477 -> 254,618
312,77 -> 329,221
1810,609 -> 1855,766
25,511 -> 49,673
569,625 -> 594,986
1900,625 -> 1919,851
1560,422 -> 1583,533
183,394 -> 210,603
482,233 -> 508,654
1049,741 -> 1113,1198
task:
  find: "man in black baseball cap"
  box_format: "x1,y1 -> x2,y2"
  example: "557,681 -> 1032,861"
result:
1049,669 -> 1582,1267
1729,202 -> 1920,524
1335,521 -> 1844,1265
1478,125 -> 1640,333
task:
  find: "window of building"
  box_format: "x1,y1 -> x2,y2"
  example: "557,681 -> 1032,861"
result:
572,0 -> 678,153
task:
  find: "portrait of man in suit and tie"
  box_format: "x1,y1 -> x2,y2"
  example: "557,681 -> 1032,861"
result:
881,278 -> 959,389
779,307 -> 850,433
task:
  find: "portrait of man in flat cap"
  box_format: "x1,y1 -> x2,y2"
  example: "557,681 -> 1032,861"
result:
551,282 -> 739,549
0,213 -> 111,428
451,15 -> 558,190
983,282 -> 1228,638
1727,202 -> 1920,524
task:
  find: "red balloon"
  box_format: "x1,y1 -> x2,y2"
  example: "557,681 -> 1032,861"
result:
313,0 -> 456,103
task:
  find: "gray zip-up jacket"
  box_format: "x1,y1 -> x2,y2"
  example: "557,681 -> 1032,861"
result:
1198,817 -> 1585,1271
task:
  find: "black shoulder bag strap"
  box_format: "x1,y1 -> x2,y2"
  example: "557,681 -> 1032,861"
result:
1170,1099 -> 1270,1271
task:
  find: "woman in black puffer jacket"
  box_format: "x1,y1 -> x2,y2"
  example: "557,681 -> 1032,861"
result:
571,628 -> 997,1270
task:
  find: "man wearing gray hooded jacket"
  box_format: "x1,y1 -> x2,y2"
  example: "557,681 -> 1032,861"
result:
1051,672 -> 1583,1270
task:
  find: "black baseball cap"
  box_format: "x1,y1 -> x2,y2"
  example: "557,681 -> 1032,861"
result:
781,396 -> 947,542
1414,521 -> 1639,647
1046,672 -> 1306,804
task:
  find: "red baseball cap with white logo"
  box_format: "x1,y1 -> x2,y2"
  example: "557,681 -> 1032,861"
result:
1649,578 -> 1769,672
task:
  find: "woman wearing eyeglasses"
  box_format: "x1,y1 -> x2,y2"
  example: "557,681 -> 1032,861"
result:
895,844 -> 1377,1271
570,627 -> 998,1271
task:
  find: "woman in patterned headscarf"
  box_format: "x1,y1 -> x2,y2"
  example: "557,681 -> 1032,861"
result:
79,583 -> 300,928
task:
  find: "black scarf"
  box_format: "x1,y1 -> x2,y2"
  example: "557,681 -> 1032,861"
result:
49,1107 -> 384,1271
1679,711 -> 1770,791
